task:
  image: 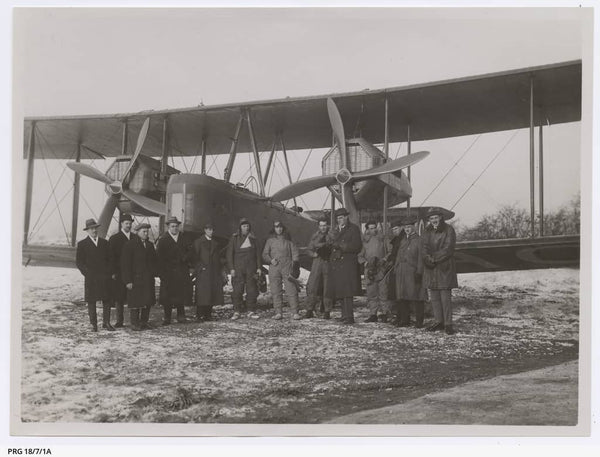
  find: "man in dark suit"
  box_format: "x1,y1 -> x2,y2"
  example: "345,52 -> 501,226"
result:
157,216 -> 193,325
121,223 -> 157,331
75,218 -> 113,332
108,214 -> 137,328
327,208 -> 363,325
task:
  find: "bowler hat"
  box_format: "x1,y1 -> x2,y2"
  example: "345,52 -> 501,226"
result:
401,215 -> 419,225
165,216 -> 181,225
135,223 -> 151,230
120,214 -> 133,223
83,218 -> 101,231
426,207 -> 445,218
334,208 -> 349,217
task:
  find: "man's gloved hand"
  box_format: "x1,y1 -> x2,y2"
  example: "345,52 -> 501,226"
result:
291,261 -> 300,279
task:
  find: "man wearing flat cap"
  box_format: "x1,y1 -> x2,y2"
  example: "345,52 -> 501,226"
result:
226,217 -> 263,319
108,214 -> 138,328
192,222 -> 227,322
327,207 -> 363,324
157,216 -> 193,325
121,223 -> 157,330
76,218 -> 113,332
394,215 -> 427,328
422,207 -> 458,335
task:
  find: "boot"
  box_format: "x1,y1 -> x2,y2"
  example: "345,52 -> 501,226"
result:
445,325 -> 455,335
162,305 -> 172,325
140,307 -> 151,329
130,309 -> 142,331
305,310 -> 314,319
323,311 -> 331,319
176,305 -> 189,323
87,302 -> 98,332
365,315 -> 378,323
415,302 -> 425,329
379,314 -> 388,323
343,298 -> 354,324
115,301 -> 125,327
102,303 -> 115,331
426,322 -> 445,332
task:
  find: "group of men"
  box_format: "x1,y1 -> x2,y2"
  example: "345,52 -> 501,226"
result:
75,206 -> 458,335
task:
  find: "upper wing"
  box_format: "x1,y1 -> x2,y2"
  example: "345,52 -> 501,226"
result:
23,60 -> 581,159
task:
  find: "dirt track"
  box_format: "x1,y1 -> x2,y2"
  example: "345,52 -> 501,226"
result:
20,267 -> 579,424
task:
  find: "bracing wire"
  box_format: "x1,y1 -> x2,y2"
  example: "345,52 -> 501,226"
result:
419,134 -> 481,206
450,130 -> 520,211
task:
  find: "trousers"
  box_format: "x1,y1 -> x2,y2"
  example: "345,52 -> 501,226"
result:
269,260 -> 299,313
232,263 -> 258,312
87,301 -> 111,326
428,289 -> 452,326
163,304 -> 186,322
365,279 -> 391,315
130,307 -> 150,328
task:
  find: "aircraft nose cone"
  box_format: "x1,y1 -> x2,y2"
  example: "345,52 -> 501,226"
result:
108,181 -> 122,195
336,168 -> 352,185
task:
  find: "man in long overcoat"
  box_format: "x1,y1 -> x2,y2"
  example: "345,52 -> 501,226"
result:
75,218 -> 113,332
394,215 -> 427,328
358,221 -> 392,323
422,207 -> 459,335
327,207 -> 363,324
108,214 -> 137,328
386,220 -> 405,323
120,223 -> 157,331
226,217 -> 262,320
157,216 -> 193,325
304,218 -> 334,319
192,222 -> 226,322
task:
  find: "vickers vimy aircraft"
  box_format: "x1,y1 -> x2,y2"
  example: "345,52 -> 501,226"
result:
21,60 -> 581,272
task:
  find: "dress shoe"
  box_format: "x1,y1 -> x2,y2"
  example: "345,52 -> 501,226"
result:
342,319 -> 355,325
131,325 -> 143,332
162,319 -> 171,326
305,310 -> 314,319
445,325 -> 455,335
378,315 -> 388,323
114,322 -> 124,328
91,324 -> 98,332
398,321 -> 411,328
322,311 -> 331,320
426,322 -> 444,332
230,312 -> 241,320
102,323 -> 116,331
365,315 -> 378,323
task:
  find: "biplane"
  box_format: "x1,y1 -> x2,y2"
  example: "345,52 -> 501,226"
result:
21,60 -> 581,273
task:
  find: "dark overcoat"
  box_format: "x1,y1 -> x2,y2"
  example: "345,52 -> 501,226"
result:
157,233 -> 193,306
422,221 -> 459,289
387,233 -> 404,300
305,230 -> 333,298
120,237 -> 157,309
108,231 -> 138,303
395,232 -> 427,301
75,236 -> 111,303
327,222 -> 363,299
192,236 -> 225,307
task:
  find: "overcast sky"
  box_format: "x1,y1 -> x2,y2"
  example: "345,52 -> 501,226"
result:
13,7 -> 585,242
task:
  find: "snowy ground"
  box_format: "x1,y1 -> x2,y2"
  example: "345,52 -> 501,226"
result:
19,266 -> 579,424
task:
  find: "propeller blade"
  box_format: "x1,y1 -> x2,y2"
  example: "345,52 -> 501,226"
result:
352,150 -> 430,181
340,182 -> 360,225
97,194 -> 120,239
122,117 -> 150,181
327,98 -> 348,170
269,174 -> 337,202
66,162 -> 112,184
122,189 -> 167,215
